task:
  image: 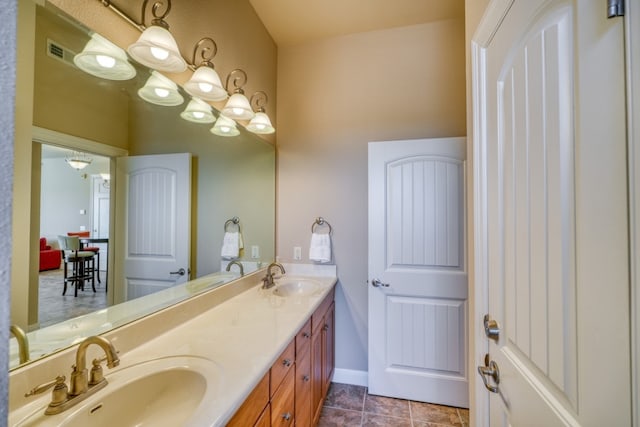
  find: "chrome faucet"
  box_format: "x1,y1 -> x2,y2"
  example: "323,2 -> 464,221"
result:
226,260 -> 244,276
25,335 -> 120,415
262,262 -> 286,289
10,324 -> 30,364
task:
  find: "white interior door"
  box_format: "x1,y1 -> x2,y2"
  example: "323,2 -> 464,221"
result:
114,153 -> 191,302
368,137 -> 468,407
473,0 -> 631,425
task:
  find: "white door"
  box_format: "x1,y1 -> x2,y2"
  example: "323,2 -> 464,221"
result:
473,0 -> 631,425
114,153 -> 191,302
91,175 -> 110,271
368,137 -> 468,407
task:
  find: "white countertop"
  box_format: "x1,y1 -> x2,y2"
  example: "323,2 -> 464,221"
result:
9,265 -> 337,426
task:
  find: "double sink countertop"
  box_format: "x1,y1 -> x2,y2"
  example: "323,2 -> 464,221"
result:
9,263 -> 337,426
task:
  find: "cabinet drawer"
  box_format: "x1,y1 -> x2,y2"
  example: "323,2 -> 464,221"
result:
271,368 -> 295,427
271,339 -> 295,396
296,318 -> 312,358
311,290 -> 335,335
227,372 -> 269,427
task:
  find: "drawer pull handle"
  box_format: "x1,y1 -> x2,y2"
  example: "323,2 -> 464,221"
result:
303,375 -> 310,382
282,358 -> 292,367
302,332 -> 310,338
323,324 -> 329,331
282,412 -> 292,421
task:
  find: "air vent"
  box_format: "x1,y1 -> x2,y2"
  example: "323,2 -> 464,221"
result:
46,39 -> 76,67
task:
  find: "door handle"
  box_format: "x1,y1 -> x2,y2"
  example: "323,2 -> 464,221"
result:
169,268 -> 186,276
371,278 -> 389,288
483,314 -> 500,341
477,354 -> 500,393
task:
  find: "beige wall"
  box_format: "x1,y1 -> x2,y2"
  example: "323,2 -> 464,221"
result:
276,19 -> 466,371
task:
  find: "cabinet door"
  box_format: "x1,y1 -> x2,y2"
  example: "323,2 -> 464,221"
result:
322,302 -> 335,397
295,346 -> 312,427
254,404 -> 270,427
227,372 -> 269,427
311,321 -> 324,424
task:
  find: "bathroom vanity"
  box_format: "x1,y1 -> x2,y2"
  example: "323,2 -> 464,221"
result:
8,266 -> 337,426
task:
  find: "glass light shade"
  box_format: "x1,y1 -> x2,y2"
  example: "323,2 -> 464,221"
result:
222,93 -> 255,120
74,33 -> 136,80
138,71 -> 184,106
65,152 -> 92,170
247,112 -> 275,134
180,98 -> 216,123
210,115 -> 240,137
184,66 -> 228,101
127,25 -> 187,73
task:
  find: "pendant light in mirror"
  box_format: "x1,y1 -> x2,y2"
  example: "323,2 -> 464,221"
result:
181,98 -> 216,123
138,70 -> 184,106
211,114 -> 240,137
126,0 -> 187,73
184,38 -> 227,102
74,33 -> 136,80
247,91 -> 275,134
222,69 -> 255,121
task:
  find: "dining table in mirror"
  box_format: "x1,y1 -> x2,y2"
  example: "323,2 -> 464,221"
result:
9,0 -> 277,370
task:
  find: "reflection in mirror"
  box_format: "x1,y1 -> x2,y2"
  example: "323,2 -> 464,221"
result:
10,2 -> 275,370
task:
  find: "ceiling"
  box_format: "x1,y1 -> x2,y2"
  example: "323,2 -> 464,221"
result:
249,0 -> 465,47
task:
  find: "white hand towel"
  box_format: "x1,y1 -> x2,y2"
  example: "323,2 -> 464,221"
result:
309,232 -> 331,263
221,231 -> 243,259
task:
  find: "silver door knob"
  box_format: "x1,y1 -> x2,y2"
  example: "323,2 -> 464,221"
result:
371,278 -> 390,287
477,355 -> 500,393
169,268 -> 186,276
483,314 -> 500,340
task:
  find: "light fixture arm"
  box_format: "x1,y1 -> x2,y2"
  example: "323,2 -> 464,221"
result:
142,0 -> 172,29
250,91 -> 268,113
225,69 -> 248,95
192,37 -> 218,68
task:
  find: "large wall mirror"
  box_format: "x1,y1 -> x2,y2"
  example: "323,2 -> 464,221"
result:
10,0 -> 276,370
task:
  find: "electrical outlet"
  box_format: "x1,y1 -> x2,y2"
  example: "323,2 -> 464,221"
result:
79,225 -> 86,231
293,246 -> 302,260
251,245 -> 260,259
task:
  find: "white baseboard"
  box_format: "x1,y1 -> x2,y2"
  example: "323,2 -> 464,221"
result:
332,368 -> 368,387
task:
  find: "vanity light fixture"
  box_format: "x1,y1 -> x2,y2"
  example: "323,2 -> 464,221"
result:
210,114 -> 240,137
247,91 -> 275,134
74,33 -> 136,80
180,98 -> 216,123
66,152 -> 93,170
138,70 -> 184,106
184,38 -> 228,102
126,0 -> 187,73
222,69 -> 255,121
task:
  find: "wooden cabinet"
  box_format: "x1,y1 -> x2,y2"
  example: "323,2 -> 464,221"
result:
295,319 -> 313,427
227,372 -> 270,427
227,287 -> 335,427
311,293 -> 336,425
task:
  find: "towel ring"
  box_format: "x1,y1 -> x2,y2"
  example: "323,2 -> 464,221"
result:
311,217 -> 332,234
224,216 -> 241,233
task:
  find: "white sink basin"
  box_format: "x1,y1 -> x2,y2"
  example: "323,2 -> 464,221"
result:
272,278 -> 321,297
11,356 -> 222,427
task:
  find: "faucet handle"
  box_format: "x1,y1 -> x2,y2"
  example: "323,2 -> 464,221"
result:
25,375 -> 68,405
89,359 -> 105,385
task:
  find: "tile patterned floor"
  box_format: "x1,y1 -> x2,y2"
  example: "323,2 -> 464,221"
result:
318,383 -> 469,427
38,268 -> 108,328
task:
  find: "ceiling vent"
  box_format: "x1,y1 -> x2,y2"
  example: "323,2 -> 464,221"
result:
46,39 -> 76,67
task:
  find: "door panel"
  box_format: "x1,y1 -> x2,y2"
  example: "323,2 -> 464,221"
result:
114,153 -> 191,302
475,0 -> 630,424
368,137 -> 468,407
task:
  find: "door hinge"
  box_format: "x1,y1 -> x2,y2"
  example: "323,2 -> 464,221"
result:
607,0 -> 625,18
